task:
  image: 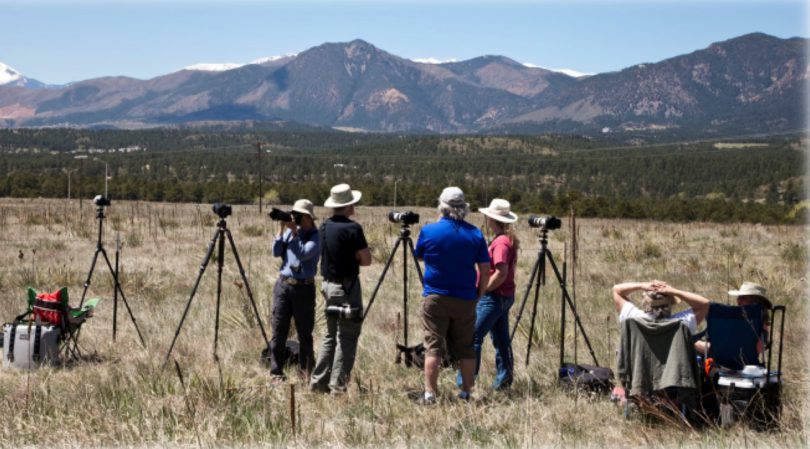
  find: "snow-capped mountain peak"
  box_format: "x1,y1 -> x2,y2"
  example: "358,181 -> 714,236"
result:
182,62 -> 244,72
411,57 -> 459,64
0,62 -> 24,85
522,62 -> 592,78
250,53 -> 298,65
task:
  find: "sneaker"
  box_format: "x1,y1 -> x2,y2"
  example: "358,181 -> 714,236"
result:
457,390 -> 471,401
422,391 -> 437,405
270,375 -> 287,385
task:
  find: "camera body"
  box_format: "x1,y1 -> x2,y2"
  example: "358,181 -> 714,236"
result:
93,195 -> 111,207
212,202 -> 232,219
325,304 -> 362,321
388,210 -> 420,225
268,207 -> 293,222
528,215 -> 562,230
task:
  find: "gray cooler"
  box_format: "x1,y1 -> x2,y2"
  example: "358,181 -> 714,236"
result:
2,323 -> 61,370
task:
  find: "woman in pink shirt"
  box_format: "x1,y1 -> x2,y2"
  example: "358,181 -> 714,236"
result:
459,198 -> 519,390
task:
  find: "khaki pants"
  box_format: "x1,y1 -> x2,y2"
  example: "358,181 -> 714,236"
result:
310,279 -> 363,393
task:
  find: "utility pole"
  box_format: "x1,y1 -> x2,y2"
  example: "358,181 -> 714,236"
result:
74,155 -> 88,211
257,141 -> 263,213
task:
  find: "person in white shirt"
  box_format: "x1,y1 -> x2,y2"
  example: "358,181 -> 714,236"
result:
612,280 -> 710,352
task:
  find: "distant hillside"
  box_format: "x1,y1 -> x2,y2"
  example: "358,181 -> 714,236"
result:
0,33 -> 805,135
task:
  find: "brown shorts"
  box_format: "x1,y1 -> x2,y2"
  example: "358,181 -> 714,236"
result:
421,294 -> 477,360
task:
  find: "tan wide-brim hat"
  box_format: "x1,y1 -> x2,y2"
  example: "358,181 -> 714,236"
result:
292,199 -> 316,220
729,281 -> 773,309
324,183 -> 362,208
479,198 -> 518,224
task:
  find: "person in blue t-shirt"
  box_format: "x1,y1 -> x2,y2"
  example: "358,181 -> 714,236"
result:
414,186 -> 490,404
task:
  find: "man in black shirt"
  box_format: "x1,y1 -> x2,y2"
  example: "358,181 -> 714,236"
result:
310,183 -> 371,394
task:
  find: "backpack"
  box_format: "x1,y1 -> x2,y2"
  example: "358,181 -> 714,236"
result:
32,289 -> 67,327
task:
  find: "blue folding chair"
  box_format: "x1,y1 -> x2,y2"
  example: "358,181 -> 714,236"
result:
706,303 -> 763,371
703,302 -> 786,429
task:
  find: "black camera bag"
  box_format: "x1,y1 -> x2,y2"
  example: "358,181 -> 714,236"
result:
558,363 -> 614,394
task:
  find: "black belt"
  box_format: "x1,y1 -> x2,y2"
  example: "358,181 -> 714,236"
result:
324,276 -> 356,284
280,276 -> 315,286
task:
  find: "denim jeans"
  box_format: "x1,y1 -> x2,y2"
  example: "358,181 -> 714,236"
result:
457,293 -> 515,389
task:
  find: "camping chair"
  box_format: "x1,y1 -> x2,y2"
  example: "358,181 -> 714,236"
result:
703,302 -> 786,429
618,317 -> 701,426
13,287 -> 100,362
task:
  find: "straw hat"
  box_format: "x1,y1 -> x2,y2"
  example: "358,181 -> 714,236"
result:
728,281 -> 772,309
324,183 -> 362,208
479,198 -> 518,224
291,199 -> 316,219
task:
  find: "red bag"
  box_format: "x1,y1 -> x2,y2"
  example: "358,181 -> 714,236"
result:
33,289 -> 66,326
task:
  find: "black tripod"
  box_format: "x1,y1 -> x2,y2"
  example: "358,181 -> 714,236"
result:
77,199 -> 146,348
363,222 -> 424,365
164,206 -> 270,366
509,227 -> 600,367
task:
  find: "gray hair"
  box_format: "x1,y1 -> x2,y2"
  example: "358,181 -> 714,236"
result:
438,201 -> 469,221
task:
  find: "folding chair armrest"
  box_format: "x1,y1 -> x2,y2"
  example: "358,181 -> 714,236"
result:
69,297 -> 101,320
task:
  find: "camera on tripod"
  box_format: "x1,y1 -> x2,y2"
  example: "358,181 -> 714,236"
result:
268,207 -> 293,222
325,304 -> 362,321
528,215 -> 561,230
212,203 -> 232,219
388,210 -> 420,225
93,195 -> 111,207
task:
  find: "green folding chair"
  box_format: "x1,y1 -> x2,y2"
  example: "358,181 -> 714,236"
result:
18,287 -> 101,361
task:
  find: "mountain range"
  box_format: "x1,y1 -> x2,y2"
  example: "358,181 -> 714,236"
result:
0,33 -> 805,134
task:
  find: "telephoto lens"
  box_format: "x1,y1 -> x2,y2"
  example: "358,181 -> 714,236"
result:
527,215 -> 562,230
268,207 -> 293,222
93,195 -> 111,207
325,304 -> 363,321
388,210 -> 420,225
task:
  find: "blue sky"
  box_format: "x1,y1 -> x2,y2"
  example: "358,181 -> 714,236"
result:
2,0 -> 807,84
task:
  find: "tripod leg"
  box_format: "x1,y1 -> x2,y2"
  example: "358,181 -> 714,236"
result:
525,254 -> 544,366
509,255 -> 540,344
164,227 -> 220,367
402,236 -> 409,348
113,245 -> 119,341
78,249 -> 102,307
100,250 -> 147,347
214,230 -> 225,360
225,229 -> 271,348
545,250 -> 600,366
405,238 -> 424,287
362,238 -> 402,320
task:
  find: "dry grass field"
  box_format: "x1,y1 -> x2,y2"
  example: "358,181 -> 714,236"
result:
0,198 -> 806,448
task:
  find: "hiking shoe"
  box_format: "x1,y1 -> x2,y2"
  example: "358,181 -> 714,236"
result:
422,391 -> 437,405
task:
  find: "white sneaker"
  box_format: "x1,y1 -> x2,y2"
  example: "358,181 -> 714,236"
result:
423,391 -> 437,405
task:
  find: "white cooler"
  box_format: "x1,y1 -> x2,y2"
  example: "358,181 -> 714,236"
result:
2,323 -> 61,370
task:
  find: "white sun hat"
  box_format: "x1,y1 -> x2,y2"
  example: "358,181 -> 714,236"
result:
728,281 -> 772,309
478,198 -> 518,224
324,183 -> 362,208
291,199 -> 317,219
